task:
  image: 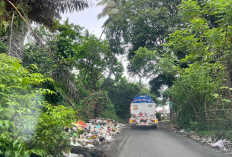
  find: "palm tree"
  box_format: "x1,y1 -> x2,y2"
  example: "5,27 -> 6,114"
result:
28,0 -> 88,27
3,0 -> 89,60
2,0 -> 89,105
97,0 -> 126,39
97,0 -> 127,87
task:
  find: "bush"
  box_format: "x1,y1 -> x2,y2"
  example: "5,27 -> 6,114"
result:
190,121 -> 199,131
156,112 -> 161,121
0,54 -> 46,156
0,54 -> 76,156
78,91 -> 119,121
33,104 -> 76,156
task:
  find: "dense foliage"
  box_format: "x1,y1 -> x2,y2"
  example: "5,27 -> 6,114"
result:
0,53 -> 76,156
165,0 -> 232,138
0,0 -> 88,60
0,0 -> 154,156
0,20 -> 145,154
126,0 -> 232,140
104,78 -> 141,119
101,0 -> 182,97
2,0 -> 232,155
103,0 -> 181,57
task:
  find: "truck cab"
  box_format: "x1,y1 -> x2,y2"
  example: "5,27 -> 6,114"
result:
129,95 -> 158,128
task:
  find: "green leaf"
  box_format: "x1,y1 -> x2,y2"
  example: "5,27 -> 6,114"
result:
29,149 -> 46,157
5,150 -> 13,157
222,98 -> 231,103
211,93 -> 219,98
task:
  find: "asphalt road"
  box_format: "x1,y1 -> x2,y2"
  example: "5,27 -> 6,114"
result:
108,126 -> 227,157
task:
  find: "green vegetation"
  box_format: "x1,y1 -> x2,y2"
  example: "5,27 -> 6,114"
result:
0,53 -> 76,156
0,1 -> 152,155
0,0 -> 88,60
0,20 -> 145,155
165,0 -> 232,140
1,0 -> 232,155
156,112 -> 162,121
104,0 -> 232,140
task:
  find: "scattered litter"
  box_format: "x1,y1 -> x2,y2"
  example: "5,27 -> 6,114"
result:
212,139 -> 231,150
180,129 -> 185,133
85,144 -> 94,148
162,123 -> 232,153
66,118 -> 124,149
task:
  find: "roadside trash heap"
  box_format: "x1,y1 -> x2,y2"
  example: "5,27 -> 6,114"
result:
65,119 -> 124,149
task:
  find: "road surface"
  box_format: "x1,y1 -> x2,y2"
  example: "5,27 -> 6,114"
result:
108,125 -> 227,157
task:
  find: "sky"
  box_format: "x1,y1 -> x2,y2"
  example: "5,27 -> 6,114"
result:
62,0 -> 107,39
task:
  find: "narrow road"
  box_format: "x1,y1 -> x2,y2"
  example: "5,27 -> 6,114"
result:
108,125 -> 227,157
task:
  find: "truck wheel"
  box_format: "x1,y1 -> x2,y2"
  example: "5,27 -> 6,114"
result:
153,125 -> 157,129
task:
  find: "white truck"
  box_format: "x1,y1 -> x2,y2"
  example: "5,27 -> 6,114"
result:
129,95 -> 158,128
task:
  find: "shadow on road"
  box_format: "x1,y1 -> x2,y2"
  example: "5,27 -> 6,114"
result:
130,126 -> 156,130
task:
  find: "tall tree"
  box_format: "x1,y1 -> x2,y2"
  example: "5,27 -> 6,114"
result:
101,0 -> 182,95
1,0 -> 88,60
97,0 -> 126,40
104,0 -> 181,57
157,0 -> 232,129
76,35 -> 123,90
97,0 -> 127,87
23,21 -> 86,104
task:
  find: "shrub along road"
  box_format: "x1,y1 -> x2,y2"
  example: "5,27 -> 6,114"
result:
106,125 -> 227,157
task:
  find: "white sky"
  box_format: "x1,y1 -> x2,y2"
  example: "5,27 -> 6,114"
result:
62,0 -> 107,39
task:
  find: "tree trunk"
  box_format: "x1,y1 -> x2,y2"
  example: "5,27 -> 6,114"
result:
225,72 -> 232,110
99,25 -> 106,40
103,54 -> 116,87
7,18 -> 28,60
170,108 -> 176,124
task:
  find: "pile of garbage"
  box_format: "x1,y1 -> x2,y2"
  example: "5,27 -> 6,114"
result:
65,119 -> 124,149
